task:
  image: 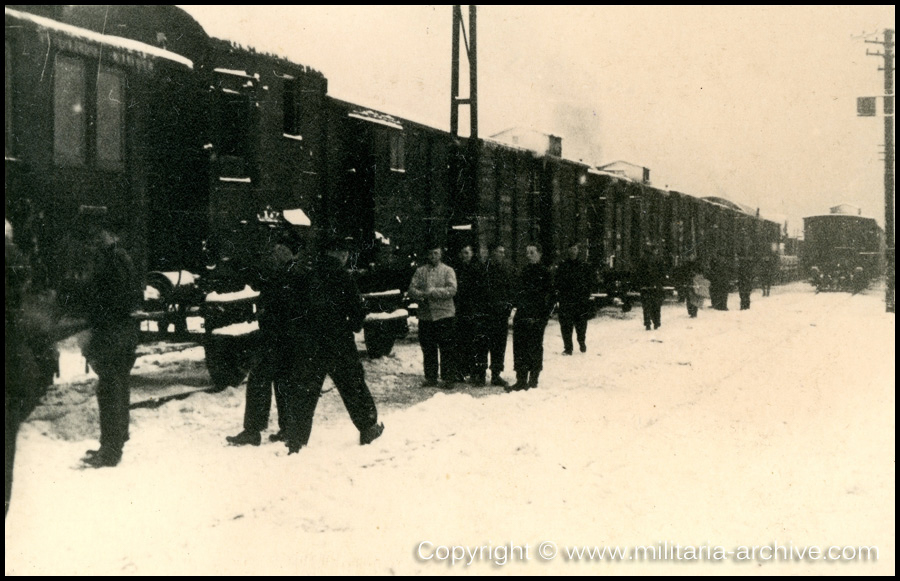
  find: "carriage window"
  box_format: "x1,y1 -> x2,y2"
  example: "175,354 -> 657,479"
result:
217,89 -> 251,178
96,66 -> 124,169
283,78 -> 299,135
390,132 -> 405,172
54,55 -> 87,166
219,92 -> 250,157
6,41 -> 13,158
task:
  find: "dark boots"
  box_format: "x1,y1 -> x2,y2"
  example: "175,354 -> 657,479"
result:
226,430 -> 261,447
506,371 -> 529,392
82,446 -> 123,468
506,371 -> 541,392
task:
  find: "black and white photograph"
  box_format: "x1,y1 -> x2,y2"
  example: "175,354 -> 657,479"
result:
5,5 -> 895,574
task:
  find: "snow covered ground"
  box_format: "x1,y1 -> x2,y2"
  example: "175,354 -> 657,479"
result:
5,283 -> 895,575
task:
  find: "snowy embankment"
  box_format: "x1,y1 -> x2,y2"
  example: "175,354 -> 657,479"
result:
5,284 -> 895,575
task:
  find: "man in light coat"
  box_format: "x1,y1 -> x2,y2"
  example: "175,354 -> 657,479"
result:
408,245 -> 457,387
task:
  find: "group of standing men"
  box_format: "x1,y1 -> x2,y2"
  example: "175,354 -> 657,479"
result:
407,240 -> 595,393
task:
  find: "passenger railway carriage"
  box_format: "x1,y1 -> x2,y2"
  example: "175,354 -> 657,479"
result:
6,5 -> 781,388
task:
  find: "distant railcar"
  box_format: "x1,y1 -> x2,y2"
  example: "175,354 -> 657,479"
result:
803,210 -> 883,292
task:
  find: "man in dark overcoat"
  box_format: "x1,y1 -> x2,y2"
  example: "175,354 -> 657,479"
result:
285,238 -> 383,453
226,240 -> 309,447
554,242 -> 594,354
635,245 -> 666,330
67,222 -> 142,468
708,257 -> 733,311
737,257 -> 755,310
454,245 -> 489,385
508,243 -> 555,391
483,244 -> 514,387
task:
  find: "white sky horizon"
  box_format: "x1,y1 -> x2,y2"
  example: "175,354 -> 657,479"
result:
178,6 -> 895,236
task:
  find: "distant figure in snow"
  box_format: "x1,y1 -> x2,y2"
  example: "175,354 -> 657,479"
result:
737,257 -> 755,310
686,263 -> 710,318
708,257 -> 732,311
286,237 -> 383,452
759,251 -> 776,297
408,243 -> 458,387
634,245 -> 666,330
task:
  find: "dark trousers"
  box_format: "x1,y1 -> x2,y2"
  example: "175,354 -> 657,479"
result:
418,317 -> 456,381
483,311 -> 511,374
640,290 -> 663,329
457,314 -> 489,378
287,334 -> 378,447
513,316 -> 547,373
686,302 -> 698,318
242,346 -> 290,434
558,310 -> 588,352
86,325 -> 138,452
710,288 -> 729,311
6,340 -> 55,517
739,291 -> 751,310
6,403 -> 23,518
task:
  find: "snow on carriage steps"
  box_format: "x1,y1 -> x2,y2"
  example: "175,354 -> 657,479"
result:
361,289 -> 402,299
210,321 -> 259,336
205,285 -> 260,303
5,8 -> 194,70
364,308 -> 408,322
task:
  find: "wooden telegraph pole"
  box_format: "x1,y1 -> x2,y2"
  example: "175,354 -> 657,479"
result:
864,29 -> 895,313
449,6 -> 480,248
450,5 -> 478,140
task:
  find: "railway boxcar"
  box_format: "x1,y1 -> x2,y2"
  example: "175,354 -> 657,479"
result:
803,206 -> 883,292
318,94 -> 782,300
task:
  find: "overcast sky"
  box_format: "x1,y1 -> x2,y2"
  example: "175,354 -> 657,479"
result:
179,6 -> 894,234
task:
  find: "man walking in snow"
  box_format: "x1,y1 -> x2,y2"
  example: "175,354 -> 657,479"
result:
285,237 -> 383,453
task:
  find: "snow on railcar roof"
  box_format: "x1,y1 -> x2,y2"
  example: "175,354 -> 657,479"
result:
6,7 -> 194,69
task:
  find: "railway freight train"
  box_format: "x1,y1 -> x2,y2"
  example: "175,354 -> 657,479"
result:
5,6 -> 782,388
803,205 -> 883,292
